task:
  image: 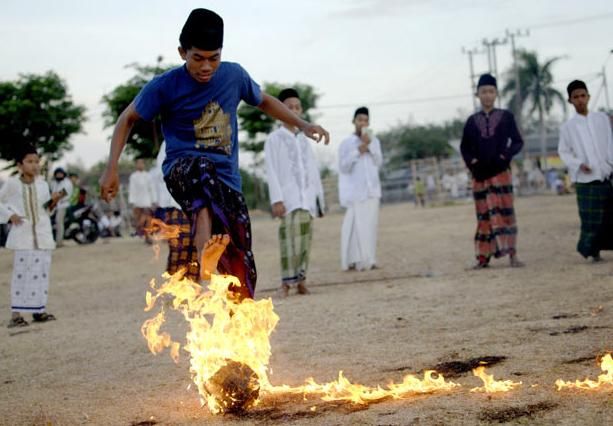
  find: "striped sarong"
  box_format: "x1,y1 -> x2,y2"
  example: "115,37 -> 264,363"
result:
472,170 -> 517,261
279,209 -> 313,285
575,180 -> 613,258
154,207 -> 199,282
165,156 -> 256,300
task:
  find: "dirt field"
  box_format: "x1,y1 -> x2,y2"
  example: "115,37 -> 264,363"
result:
1,195 -> 611,425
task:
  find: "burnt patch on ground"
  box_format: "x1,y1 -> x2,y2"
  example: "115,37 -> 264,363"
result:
478,401 -> 558,423
549,325 -> 589,336
130,421 -> 158,426
551,313 -> 579,319
426,356 -> 507,378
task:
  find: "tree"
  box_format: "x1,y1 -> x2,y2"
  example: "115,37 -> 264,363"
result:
102,57 -> 176,159
378,119 -> 462,168
237,82 -> 319,165
502,50 -> 566,169
0,71 -> 86,164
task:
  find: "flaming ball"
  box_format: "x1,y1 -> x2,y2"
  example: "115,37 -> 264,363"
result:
205,360 -> 260,413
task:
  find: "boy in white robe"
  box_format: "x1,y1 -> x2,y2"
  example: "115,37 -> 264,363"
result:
338,106 -> 383,271
0,144 -> 59,328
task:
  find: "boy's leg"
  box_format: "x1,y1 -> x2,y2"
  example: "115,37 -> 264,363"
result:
195,207 -> 230,280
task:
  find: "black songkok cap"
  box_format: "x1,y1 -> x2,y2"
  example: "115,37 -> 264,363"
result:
180,9 -> 224,50
567,80 -> 588,98
278,88 -> 300,103
354,106 -> 369,119
477,73 -> 497,89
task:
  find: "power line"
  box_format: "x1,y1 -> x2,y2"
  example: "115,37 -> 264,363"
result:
317,93 -> 470,110
529,11 -> 613,31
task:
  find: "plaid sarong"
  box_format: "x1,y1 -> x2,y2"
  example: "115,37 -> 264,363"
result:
164,156 -> 256,299
575,180 -> 613,258
279,209 -> 313,285
472,170 -> 517,261
154,207 -> 199,282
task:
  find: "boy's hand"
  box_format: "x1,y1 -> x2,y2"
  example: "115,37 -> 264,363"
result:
580,163 -> 592,173
271,202 -> 286,218
9,214 -> 23,226
100,167 -> 120,202
358,143 -> 370,154
302,123 -> 330,145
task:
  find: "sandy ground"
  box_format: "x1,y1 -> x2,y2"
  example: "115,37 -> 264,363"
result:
0,194 -> 611,426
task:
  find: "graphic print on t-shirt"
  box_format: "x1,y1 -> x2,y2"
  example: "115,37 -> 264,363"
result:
193,101 -> 233,155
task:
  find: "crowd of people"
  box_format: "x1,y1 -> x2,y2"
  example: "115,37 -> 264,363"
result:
2,8 -> 612,328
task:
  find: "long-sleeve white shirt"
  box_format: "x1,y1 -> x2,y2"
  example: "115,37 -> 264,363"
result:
558,111 -> 613,183
49,177 -> 73,209
0,176 -> 55,250
151,142 -> 181,209
264,126 -> 325,217
128,170 -> 156,208
338,133 -> 383,208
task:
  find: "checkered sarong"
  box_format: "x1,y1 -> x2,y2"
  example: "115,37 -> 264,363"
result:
154,207 -> 199,281
575,180 -> 613,258
279,209 -> 313,285
472,170 -> 517,261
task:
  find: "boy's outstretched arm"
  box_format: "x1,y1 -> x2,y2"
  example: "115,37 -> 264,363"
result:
99,102 -> 142,201
257,94 -> 330,144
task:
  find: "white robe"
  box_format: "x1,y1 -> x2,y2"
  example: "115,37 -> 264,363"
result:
264,126 -> 325,217
338,133 -> 383,270
128,170 -> 156,208
0,176 -> 55,250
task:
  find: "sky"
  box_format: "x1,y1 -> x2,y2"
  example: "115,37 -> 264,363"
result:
1,0 -> 612,172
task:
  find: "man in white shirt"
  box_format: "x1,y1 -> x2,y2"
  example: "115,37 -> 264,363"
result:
265,88 -> 325,297
558,80 -> 613,261
128,157 -> 156,242
338,106 -> 383,271
49,167 -> 73,247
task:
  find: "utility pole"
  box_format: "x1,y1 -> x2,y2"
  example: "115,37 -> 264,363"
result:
462,46 -> 486,112
482,37 -> 508,107
505,29 -> 530,130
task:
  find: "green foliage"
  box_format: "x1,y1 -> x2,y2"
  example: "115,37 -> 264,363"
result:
378,119 -> 462,167
101,57 -> 177,159
0,71 -> 86,163
238,82 -> 319,158
502,50 -> 567,120
239,168 -> 269,210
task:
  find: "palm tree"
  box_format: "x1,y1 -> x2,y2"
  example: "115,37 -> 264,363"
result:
502,50 -> 566,170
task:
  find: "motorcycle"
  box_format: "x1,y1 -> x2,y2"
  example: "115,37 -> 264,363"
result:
64,204 -> 100,244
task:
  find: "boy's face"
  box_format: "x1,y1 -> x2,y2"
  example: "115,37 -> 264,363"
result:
477,85 -> 497,109
353,113 -> 369,133
135,159 -> 145,171
283,97 -> 303,117
179,47 -> 222,83
569,89 -> 589,115
18,153 -> 40,177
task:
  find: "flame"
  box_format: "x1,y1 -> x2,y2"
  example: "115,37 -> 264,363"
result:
555,353 -> 613,391
144,218 -> 181,262
470,366 -> 522,393
142,271 -> 459,413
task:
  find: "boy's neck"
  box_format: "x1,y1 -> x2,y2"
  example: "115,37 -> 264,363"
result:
283,123 -> 298,134
20,173 -> 35,184
481,105 -> 495,114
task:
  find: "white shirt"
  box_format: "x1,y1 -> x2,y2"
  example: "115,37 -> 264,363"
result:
0,176 -> 55,250
49,177 -> 73,209
558,111 -> 613,183
264,126 -> 325,217
338,133 -> 383,208
128,170 -> 156,208
151,142 -> 181,209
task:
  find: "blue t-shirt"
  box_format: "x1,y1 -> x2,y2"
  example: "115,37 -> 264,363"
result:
134,62 -> 263,192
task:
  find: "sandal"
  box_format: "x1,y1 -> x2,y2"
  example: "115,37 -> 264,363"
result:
7,316 -> 29,328
32,313 -> 56,323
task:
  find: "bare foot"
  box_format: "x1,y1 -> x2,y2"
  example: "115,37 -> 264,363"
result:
200,234 -> 231,280
277,283 -> 290,298
296,281 -> 310,295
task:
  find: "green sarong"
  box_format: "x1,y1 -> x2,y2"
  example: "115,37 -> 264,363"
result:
279,209 -> 313,285
575,180 -> 613,258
